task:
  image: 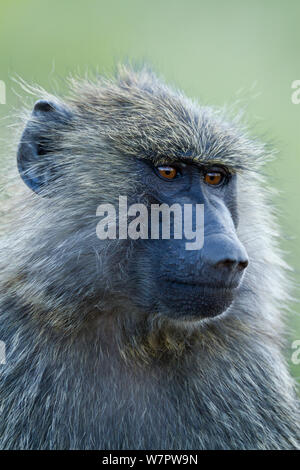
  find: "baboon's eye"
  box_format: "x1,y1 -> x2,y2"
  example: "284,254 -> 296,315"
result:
203,168 -> 226,186
156,165 -> 178,181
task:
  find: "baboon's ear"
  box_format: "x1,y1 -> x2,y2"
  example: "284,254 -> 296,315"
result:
17,99 -> 72,195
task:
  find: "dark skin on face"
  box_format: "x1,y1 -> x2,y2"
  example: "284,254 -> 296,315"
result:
128,158 -> 249,320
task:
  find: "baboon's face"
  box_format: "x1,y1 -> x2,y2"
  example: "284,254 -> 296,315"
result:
17,85 -> 249,322
125,158 -> 248,320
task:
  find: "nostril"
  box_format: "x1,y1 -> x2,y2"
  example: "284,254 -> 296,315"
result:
215,258 -> 249,271
237,259 -> 249,271
215,259 -> 237,270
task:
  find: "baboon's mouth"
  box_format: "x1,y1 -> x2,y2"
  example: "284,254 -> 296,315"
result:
156,279 -> 238,319
163,279 -> 240,290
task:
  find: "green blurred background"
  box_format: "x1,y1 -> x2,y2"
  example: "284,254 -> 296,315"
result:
0,0 -> 299,383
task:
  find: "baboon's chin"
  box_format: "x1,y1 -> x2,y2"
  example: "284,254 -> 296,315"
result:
156,281 -> 237,320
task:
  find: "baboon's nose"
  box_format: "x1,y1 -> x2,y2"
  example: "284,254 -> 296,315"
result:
203,233 -> 249,274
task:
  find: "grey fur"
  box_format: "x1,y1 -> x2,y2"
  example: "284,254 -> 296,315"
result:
0,65 -> 299,449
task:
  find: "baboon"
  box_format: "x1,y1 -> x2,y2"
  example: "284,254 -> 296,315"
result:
0,66 -> 299,450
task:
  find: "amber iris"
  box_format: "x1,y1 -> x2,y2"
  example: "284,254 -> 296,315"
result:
204,171 -> 223,186
157,166 -> 178,180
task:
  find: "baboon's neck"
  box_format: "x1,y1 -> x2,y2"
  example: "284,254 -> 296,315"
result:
1,294 -> 299,449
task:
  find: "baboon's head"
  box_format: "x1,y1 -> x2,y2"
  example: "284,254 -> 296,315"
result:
16,67 -> 269,325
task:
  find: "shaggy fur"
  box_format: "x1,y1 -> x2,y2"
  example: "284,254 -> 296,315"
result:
0,66 -> 299,449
